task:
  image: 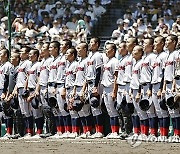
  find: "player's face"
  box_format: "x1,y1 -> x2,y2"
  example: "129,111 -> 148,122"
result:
76,44 -> 86,57
89,39 -> 98,51
65,49 -> 73,61
41,44 -> 49,57
154,37 -> 163,53
105,44 -> 114,58
10,54 -> 19,66
143,39 -> 151,53
118,43 -> 126,56
132,47 -> 141,60
165,36 -> 173,49
29,51 -> 37,62
126,38 -> 134,52
49,43 -> 57,57
20,48 -> 28,60
60,41 -> 67,54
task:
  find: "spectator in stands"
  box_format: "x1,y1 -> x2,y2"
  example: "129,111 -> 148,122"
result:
93,0 -> 106,18
66,15 -> 78,31
55,1 -> 64,18
164,13 -> 174,29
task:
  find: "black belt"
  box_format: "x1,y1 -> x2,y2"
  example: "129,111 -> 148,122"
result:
56,83 -> 65,86
166,81 -> 172,84
48,82 -> 57,87
29,88 -> 35,92
175,76 -> 180,80
141,83 -> 150,86
87,80 -> 94,84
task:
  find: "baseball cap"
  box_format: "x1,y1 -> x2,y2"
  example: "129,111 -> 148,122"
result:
116,18 -> 124,25
55,1 -> 62,5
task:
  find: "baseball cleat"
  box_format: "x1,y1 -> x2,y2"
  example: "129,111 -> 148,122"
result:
89,132 -> 104,139
0,133 -> 11,140
30,134 -> 42,139
105,132 -> 120,139
157,136 -> 168,142
147,134 -> 157,142
48,132 -> 62,139
20,133 -> 32,140
59,131 -> 71,139
125,133 -> 139,141
169,135 -> 180,143
68,132 -> 79,139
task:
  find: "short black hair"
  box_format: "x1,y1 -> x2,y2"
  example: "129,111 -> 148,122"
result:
91,37 -> 101,48
50,41 -> 60,53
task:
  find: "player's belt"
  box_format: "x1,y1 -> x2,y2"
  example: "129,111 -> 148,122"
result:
141,82 -> 150,86
175,76 -> 180,80
48,82 -> 57,87
87,80 -> 94,84
166,81 -> 172,84
29,88 -> 35,92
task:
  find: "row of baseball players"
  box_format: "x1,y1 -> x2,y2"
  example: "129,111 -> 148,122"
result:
0,35 -> 180,141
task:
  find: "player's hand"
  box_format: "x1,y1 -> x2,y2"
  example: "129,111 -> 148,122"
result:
171,87 -> 176,93
61,88 -> 66,100
135,93 -> 141,103
34,90 -> 40,97
12,89 -> 18,97
161,90 -> 166,98
92,87 -> 98,94
157,90 -> 162,99
1,93 -> 6,100
111,92 -> 117,101
146,90 -> 152,98
51,88 -> 56,95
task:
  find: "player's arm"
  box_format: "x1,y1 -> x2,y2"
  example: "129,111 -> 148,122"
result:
111,71 -> 118,101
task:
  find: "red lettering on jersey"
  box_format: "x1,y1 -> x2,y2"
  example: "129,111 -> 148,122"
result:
133,70 -> 138,74
50,65 -> 57,70
87,61 -> 93,66
18,68 -> 24,72
28,70 -> 35,74
66,71 -> 73,76
104,67 -> 110,71
77,67 -> 84,71
165,61 -> 173,66
153,62 -> 160,68
0,70 -> 3,74
40,66 -> 46,71
118,66 -> 125,70
142,62 -> 149,67
58,62 -> 65,67
126,61 -> 132,66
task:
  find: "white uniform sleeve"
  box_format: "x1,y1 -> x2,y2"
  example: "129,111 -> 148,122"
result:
95,53 -> 103,69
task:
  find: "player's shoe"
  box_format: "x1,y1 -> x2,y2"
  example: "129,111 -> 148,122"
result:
30,134 -> 41,139
77,133 -> 87,139
169,135 -> 180,143
137,134 -> 148,141
48,132 -> 62,139
68,132 -> 79,139
157,136 -> 168,142
125,133 -> 139,141
0,133 -> 11,140
119,132 -> 129,139
59,131 -> 71,139
147,134 -> 157,142
21,133 -> 32,139
89,132 -> 104,139
105,132 -> 120,139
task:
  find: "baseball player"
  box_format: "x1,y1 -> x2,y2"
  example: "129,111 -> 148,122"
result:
84,37 -> 104,138
126,45 -> 149,140
152,36 -> 170,141
25,49 -> 44,139
162,34 -> 180,142
13,46 -> 33,139
56,39 -> 72,138
48,41 -> 64,139
73,42 -> 92,139
101,43 -> 120,139
139,38 -> 158,140
64,47 -> 79,138
121,37 -> 137,138
38,42 -> 55,137
0,49 -> 13,139
4,52 -> 25,139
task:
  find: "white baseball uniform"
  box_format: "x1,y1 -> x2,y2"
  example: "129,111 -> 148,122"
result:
16,60 -> 32,117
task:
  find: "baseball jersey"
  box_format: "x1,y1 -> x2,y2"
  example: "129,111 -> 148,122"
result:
8,65 -> 19,94
27,61 -> 40,89
86,51 -> 103,81
140,52 -> 156,84
16,60 -> 32,88
74,57 -> 88,87
101,57 -> 118,87
65,61 -> 78,88
48,55 -> 62,83
56,54 -> 67,84
164,50 -> 179,82
130,59 -> 143,90
0,61 -> 12,89
116,55 -> 128,86
39,57 -> 53,86
151,51 -> 168,84
123,53 -> 133,83
175,50 -> 180,78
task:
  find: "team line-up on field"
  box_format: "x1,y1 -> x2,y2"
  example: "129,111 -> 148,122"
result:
0,36 -> 180,143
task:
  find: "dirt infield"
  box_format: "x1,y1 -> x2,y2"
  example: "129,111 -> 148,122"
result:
0,139 -> 180,154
